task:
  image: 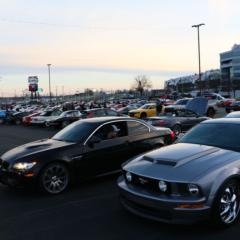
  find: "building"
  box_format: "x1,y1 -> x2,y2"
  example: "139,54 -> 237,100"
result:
164,69 -> 221,95
220,44 -> 240,93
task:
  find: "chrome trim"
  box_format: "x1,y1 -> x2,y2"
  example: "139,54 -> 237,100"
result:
83,119 -> 151,146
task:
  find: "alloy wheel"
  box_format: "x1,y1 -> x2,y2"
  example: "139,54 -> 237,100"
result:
41,163 -> 69,194
219,185 -> 240,224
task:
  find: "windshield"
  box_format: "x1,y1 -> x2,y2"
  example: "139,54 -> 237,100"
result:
52,121 -> 95,143
140,104 -> 155,109
40,111 -> 52,116
179,123 -> 240,152
175,99 -> 189,105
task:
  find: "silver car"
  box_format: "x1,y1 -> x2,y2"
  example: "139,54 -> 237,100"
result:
118,118 -> 240,227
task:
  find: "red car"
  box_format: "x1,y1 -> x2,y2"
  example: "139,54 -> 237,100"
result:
22,112 -> 41,125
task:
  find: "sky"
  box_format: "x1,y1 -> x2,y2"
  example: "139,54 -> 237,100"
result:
0,0 -> 240,96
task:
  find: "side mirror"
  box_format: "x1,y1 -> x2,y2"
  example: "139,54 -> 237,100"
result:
87,136 -> 101,148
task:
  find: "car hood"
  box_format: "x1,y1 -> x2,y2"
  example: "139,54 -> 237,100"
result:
123,143 -> 240,182
1,139 -> 76,163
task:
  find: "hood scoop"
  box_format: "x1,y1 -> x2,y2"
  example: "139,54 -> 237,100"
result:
142,147 -> 220,167
25,144 -> 51,149
142,155 -> 177,166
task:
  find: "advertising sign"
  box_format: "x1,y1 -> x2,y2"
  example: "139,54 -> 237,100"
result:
28,76 -> 39,84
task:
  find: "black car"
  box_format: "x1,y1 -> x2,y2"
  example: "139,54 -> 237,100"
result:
81,108 -> 125,118
146,109 -> 209,135
0,117 -> 174,194
7,111 -> 33,125
45,110 -> 82,128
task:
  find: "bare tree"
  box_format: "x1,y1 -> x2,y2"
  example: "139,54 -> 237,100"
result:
132,75 -> 152,96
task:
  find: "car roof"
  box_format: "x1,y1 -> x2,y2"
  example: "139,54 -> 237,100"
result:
202,118 -> 240,124
84,108 -> 111,112
77,116 -> 131,124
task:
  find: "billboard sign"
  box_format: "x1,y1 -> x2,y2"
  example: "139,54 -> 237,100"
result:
28,76 -> 38,84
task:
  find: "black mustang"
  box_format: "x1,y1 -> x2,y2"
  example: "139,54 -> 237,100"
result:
0,117 -> 174,194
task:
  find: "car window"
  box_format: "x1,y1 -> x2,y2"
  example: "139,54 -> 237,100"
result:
51,111 -> 61,116
92,122 -> 127,141
105,110 -> 118,116
94,109 -> 106,117
127,121 -> 149,135
179,123 -> 240,152
72,111 -> 81,117
66,113 -> 74,117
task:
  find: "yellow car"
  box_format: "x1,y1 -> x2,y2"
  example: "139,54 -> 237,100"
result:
129,103 -> 157,118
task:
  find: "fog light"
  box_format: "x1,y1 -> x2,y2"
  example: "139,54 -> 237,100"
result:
158,180 -> 167,192
188,184 -> 199,195
126,172 -> 132,182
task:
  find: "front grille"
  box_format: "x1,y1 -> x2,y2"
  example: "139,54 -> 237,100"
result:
125,172 -> 171,195
129,113 -> 135,117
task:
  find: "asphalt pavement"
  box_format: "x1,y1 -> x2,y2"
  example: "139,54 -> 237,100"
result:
0,124 -> 239,240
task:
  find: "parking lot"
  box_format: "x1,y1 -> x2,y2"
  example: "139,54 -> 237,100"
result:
0,125 -> 239,240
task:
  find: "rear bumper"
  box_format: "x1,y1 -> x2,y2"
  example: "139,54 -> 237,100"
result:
118,176 -> 210,224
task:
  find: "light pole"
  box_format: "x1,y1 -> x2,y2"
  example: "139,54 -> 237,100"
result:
47,64 -> 52,102
192,23 -> 205,95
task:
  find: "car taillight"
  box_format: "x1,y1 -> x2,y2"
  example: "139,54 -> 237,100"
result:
158,120 -> 166,126
170,131 -> 175,142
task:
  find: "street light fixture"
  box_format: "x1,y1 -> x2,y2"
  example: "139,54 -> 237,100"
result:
192,23 -> 205,95
47,64 -> 52,103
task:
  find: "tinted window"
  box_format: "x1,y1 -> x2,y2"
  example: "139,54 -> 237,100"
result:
40,111 -> 52,116
51,111 -> 62,116
179,123 -> 240,152
105,110 -> 118,116
175,99 -> 189,105
93,122 -> 127,141
128,121 -> 149,135
94,109 -> 106,117
52,122 -> 95,143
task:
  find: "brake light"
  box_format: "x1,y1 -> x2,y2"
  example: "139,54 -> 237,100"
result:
170,131 -> 175,142
158,120 -> 166,126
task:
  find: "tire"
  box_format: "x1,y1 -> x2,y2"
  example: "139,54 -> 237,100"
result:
39,163 -> 70,195
207,108 -> 215,118
211,179 -> 240,227
15,119 -> 21,125
172,124 -> 181,136
140,112 -> 147,119
45,122 -> 50,127
0,119 -> 4,124
61,121 -> 69,128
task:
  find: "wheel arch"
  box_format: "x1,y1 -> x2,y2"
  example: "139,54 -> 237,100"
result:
207,168 -> 240,207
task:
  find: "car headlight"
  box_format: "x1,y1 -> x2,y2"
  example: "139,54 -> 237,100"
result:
125,172 -> 132,182
188,184 -> 200,195
12,162 -> 37,171
158,180 -> 168,192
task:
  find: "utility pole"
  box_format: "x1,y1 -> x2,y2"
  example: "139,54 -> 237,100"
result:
192,23 -> 205,95
47,64 -> 52,103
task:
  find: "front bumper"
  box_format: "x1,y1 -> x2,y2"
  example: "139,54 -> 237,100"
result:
118,176 -> 210,224
0,168 -> 37,188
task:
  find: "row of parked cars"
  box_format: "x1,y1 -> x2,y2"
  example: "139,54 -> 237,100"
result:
1,96 -> 240,227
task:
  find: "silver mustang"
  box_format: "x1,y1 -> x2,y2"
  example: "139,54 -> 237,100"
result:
118,118 -> 240,227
